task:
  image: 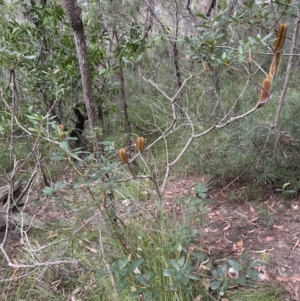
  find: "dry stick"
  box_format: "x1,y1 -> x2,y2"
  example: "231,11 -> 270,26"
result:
273,11 -> 300,161
142,72 -> 262,194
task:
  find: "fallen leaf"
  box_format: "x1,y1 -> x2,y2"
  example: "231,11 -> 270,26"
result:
249,204 -> 256,214
220,191 -> 226,198
267,203 -> 277,213
85,246 -> 98,253
222,224 -> 231,231
236,240 -> 244,247
276,276 -> 289,282
291,276 -> 300,282
266,236 -> 274,242
273,225 -> 284,231
47,231 -> 58,239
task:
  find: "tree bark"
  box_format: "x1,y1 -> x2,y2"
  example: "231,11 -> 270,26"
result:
62,0 -> 99,133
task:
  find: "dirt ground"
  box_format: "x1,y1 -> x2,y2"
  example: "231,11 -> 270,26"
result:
1,173 -> 300,300
164,176 -> 300,301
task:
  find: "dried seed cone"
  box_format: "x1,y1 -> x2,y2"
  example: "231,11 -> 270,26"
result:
136,137 -> 145,152
118,148 -> 128,164
258,77 -> 272,107
274,23 -> 287,52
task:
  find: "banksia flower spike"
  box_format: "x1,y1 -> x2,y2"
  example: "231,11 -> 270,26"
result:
136,137 -> 145,152
58,124 -> 65,131
258,77 -> 272,107
118,148 -> 128,164
56,124 -> 66,140
274,23 -> 287,52
269,51 -> 282,78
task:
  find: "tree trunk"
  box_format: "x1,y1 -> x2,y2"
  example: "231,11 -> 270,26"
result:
62,0 -> 99,134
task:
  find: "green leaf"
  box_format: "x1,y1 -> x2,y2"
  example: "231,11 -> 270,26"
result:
144,289 -> 153,301
247,269 -> 260,280
238,45 -> 243,54
211,280 -> 222,290
128,258 -> 144,273
196,13 -> 208,20
134,273 -> 146,285
163,268 -> 175,277
42,186 -> 55,195
59,141 -> 69,152
118,258 -> 130,270
42,182 -> 67,195
184,271 -> 199,280
228,259 -> 243,272
170,259 -> 181,271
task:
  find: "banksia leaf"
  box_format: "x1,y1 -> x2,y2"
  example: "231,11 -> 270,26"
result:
136,137 -> 145,152
118,148 -> 128,164
274,23 -> 287,52
258,77 -> 272,107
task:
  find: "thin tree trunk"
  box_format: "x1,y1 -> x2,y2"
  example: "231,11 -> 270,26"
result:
114,31 -> 133,151
144,0 -> 184,115
62,0 -> 99,134
273,11 -> 300,161
172,0 -> 184,115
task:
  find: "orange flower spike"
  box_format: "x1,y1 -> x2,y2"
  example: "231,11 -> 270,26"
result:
118,148 -> 128,164
274,23 -> 287,52
136,137 -> 146,152
258,77 -> 272,107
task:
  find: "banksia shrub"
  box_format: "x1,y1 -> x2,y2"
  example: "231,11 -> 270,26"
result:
136,137 -> 145,152
118,148 -> 128,164
258,77 -> 272,107
274,23 -> 287,52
